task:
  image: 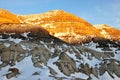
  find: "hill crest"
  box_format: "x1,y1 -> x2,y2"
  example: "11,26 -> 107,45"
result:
0,9 -> 120,43
0,9 -> 20,23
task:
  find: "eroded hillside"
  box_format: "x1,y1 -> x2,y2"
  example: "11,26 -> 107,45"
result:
0,9 -> 120,44
0,9 -> 20,23
94,24 -> 120,41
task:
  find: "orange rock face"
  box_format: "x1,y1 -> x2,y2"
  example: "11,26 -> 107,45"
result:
0,9 -> 20,23
19,10 -> 102,43
0,9 -> 120,43
94,24 -> 120,41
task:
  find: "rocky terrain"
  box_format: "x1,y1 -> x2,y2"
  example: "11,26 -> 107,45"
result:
0,33 -> 120,80
0,9 -> 120,80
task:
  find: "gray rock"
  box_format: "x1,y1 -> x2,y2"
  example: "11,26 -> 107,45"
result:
55,52 -> 77,76
48,66 -> 58,75
91,67 -> 98,78
82,63 -> 91,76
32,71 -> 40,75
107,60 -> 120,77
31,46 -> 51,68
0,48 -> 11,68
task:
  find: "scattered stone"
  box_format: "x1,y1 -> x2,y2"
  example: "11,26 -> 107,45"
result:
1,34 -> 10,39
0,32 -> 120,79
48,66 -> 58,75
51,49 -> 61,58
32,71 -> 40,75
82,63 -> 91,76
0,48 -> 11,68
6,68 -> 19,79
99,61 -> 108,76
91,67 -> 98,78
31,46 -> 51,68
107,60 -> 120,77
73,78 -> 85,80
55,52 -> 77,76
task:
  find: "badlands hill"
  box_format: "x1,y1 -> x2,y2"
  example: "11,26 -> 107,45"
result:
94,24 -> 120,41
19,10 -> 102,43
0,9 -> 120,44
0,9 -> 20,23
0,9 -> 120,80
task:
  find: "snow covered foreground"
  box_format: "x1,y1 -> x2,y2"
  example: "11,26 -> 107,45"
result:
0,35 -> 120,80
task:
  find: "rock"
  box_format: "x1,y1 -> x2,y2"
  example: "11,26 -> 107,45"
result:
0,48 -> 11,68
101,47 -> 112,51
73,78 -> 86,80
32,71 -> 40,75
55,52 -> 77,76
99,59 -> 120,78
51,49 -> 61,58
0,26 -> 120,79
31,46 -> 51,68
8,42 -> 27,66
107,60 -> 120,77
6,68 -> 19,79
59,52 -> 76,71
0,42 -> 28,67
71,46 -> 82,59
83,48 -> 114,60
10,34 -> 26,40
1,34 -> 10,39
55,61 -> 71,76
82,63 -> 92,76
48,66 -> 58,75
99,61 -> 107,76
91,67 -> 98,78
0,42 -> 6,55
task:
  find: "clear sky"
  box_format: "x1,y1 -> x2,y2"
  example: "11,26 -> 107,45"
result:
0,0 -> 120,29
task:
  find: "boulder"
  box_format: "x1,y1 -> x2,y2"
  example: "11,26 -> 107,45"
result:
55,52 -> 77,76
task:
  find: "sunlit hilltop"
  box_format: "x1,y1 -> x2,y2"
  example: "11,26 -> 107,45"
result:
0,9 -> 20,23
0,9 -> 120,43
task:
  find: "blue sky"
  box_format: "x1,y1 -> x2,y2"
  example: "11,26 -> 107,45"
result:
0,0 -> 120,29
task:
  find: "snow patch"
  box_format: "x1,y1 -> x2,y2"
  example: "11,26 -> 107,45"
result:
71,72 -> 88,79
4,43 -> 10,47
81,54 -> 101,67
8,37 -> 23,43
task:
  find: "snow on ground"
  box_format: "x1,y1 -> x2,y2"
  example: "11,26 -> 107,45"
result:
0,56 -> 55,80
99,71 -> 120,80
83,41 -> 102,52
4,43 -> 10,47
0,37 -> 23,44
0,37 -> 120,80
47,57 -> 67,78
71,72 -> 88,79
80,53 -> 101,67
8,37 -> 23,44
21,32 -> 30,38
